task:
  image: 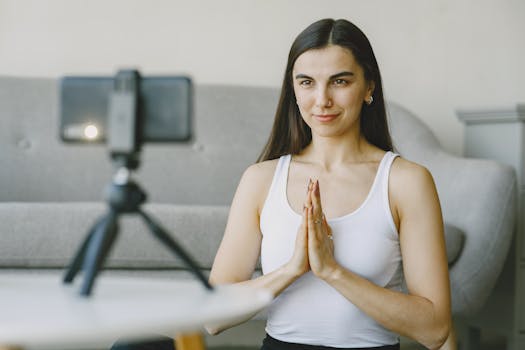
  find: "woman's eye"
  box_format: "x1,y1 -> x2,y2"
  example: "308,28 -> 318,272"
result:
333,79 -> 348,86
299,80 -> 312,87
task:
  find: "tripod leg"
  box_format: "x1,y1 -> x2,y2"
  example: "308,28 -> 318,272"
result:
80,211 -> 120,296
63,216 -> 107,284
138,210 -> 213,290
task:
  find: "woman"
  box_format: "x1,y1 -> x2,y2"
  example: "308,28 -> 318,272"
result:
207,18 -> 452,350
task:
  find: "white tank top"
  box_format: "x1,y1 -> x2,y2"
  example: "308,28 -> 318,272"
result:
260,152 -> 402,347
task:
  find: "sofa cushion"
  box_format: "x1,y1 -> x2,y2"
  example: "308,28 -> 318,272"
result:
0,77 -> 278,206
444,224 -> 464,266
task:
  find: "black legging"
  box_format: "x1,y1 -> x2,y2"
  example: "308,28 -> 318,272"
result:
110,336 -> 174,350
109,334 -> 401,350
261,334 -> 400,350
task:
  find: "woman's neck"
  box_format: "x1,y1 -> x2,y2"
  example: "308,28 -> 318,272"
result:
300,134 -> 376,171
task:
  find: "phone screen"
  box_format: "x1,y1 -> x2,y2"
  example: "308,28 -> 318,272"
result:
60,76 -> 192,143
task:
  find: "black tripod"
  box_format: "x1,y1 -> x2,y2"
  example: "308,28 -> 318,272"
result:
63,70 -> 213,296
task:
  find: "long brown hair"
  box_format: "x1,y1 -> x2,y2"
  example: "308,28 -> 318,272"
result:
257,18 -> 392,162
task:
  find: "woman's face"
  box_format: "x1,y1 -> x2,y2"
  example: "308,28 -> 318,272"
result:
292,45 -> 374,138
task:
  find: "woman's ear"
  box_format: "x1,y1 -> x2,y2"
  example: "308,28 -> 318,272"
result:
367,80 -> 376,99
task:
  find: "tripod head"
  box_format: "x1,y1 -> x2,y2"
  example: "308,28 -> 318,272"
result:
105,167 -> 146,213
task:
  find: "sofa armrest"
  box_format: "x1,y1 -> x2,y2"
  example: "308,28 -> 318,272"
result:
410,149 -> 516,316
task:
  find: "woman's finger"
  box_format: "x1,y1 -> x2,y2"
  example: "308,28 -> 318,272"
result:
323,214 -> 332,236
300,205 -> 307,231
298,206 -> 308,247
310,181 -> 325,238
312,180 -> 323,219
304,178 -> 313,209
307,206 -> 316,241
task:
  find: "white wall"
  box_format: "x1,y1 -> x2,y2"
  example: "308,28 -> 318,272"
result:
1,0 -> 524,155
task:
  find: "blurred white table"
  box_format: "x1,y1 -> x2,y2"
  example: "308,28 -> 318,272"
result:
0,272 -> 272,349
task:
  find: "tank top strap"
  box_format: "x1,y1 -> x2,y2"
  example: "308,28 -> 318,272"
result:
274,154 -> 291,198
378,151 -> 399,186
378,151 -> 400,235
361,151 -> 397,202
277,154 -> 292,197
261,154 -> 292,217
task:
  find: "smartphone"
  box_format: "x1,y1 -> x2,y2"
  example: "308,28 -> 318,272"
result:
59,75 -> 192,143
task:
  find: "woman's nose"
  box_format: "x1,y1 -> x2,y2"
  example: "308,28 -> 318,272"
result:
315,87 -> 332,108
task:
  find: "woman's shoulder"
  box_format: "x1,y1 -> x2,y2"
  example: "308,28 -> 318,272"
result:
242,158 -> 281,184
391,156 -> 433,181
390,156 -> 436,198
238,158 -> 282,189
388,156 -> 438,225
239,158 -> 282,213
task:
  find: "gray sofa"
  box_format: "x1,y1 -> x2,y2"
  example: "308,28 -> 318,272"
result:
0,76 -> 517,347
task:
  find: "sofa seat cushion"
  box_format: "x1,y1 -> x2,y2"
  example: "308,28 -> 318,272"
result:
0,202 -> 229,270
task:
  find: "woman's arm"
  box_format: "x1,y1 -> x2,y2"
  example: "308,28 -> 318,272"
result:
307,160 -> 452,349
206,163 -> 310,335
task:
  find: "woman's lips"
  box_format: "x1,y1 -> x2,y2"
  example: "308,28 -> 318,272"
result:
314,113 -> 339,122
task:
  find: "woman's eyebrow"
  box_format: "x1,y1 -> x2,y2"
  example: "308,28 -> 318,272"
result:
294,71 -> 355,80
330,71 -> 354,79
294,73 -> 313,80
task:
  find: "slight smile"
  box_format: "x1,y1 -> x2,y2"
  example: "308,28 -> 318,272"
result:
314,113 -> 340,122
